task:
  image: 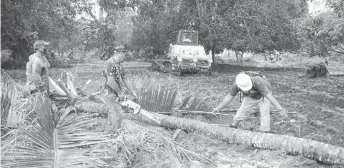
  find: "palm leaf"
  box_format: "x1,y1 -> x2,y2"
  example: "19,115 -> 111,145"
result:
1,93 -> 112,168
138,85 -> 178,112
185,93 -> 212,111
1,70 -> 34,134
1,87 -> 11,129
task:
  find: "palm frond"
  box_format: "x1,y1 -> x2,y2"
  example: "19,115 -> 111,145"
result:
186,93 -> 211,111
138,85 -> 178,112
1,69 -> 30,97
174,92 -> 193,110
118,120 -> 213,165
1,93 -> 113,168
1,88 -> 11,128
1,70 -> 34,133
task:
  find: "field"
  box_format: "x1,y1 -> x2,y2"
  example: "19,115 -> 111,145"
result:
3,58 -> 344,168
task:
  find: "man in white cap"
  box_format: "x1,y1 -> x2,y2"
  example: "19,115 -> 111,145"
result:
26,40 -> 51,96
212,72 -> 288,133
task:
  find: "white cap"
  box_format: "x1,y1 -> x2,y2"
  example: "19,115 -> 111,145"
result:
33,40 -> 50,50
235,73 -> 252,91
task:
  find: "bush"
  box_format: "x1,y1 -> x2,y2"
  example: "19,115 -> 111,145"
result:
1,50 -> 12,65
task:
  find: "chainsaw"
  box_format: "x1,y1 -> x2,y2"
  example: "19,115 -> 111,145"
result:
119,100 -> 162,124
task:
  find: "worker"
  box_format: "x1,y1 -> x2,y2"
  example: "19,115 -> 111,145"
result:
25,40 -> 51,96
211,72 -> 288,133
100,47 -> 137,100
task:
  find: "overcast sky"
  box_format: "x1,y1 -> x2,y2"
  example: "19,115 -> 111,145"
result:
308,0 -> 329,15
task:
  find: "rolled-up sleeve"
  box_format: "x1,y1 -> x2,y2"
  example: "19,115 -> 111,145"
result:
252,77 -> 272,97
105,61 -> 116,76
229,83 -> 239,96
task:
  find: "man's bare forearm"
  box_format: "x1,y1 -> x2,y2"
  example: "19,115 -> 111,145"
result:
216,94 -> 234,110
123,78 -> 136,95
107,76 -> 122,95
265,93 -> 284,110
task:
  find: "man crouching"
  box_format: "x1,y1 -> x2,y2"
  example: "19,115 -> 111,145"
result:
212,72 -> 288,133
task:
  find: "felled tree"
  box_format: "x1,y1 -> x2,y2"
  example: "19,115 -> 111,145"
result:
76,88 -> 344,164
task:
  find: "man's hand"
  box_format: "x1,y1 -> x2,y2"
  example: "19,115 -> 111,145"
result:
211,107 -> 220,116
118,92 -> 127,101
279,109 -> 289,119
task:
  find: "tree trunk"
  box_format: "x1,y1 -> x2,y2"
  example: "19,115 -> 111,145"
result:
211,44 -> 215,63
75,101 -> 344,164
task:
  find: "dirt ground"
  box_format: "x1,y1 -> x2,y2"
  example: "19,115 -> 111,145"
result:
4,60 -> 344,167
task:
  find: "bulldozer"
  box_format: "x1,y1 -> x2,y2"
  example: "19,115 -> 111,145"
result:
149,30 -> 213,75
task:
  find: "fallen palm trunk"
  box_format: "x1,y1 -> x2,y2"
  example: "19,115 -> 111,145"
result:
66,72 -> 78,96
49,77 -> 67,96
57,80 -> 78,100
76,101 -> 344,164
123,113 -> 344,164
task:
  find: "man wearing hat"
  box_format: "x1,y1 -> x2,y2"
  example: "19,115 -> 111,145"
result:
26,40 -> 51,96
100,46 -> 137,100
212,72 -> 288,133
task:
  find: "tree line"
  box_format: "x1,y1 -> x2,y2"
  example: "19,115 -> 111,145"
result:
1,0 -> 343,68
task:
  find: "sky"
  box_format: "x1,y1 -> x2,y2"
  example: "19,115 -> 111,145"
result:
307,0 -> 330,15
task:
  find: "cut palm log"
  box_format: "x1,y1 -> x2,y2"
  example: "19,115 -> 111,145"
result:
76,100 -> 344,164
49,77 -> 67,96
66,72 -> 78,96
57,80 -> 77,100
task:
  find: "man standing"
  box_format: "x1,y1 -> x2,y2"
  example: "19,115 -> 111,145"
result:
100,47 -> 137,100
100,47 -> 138,131
212,72 -> 288,133
26,40 -> 51,96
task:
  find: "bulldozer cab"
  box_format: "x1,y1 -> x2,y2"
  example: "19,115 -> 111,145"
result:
176,30 -> 198,45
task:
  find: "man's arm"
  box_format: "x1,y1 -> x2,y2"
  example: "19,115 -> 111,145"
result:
213,93 -> 235,111
265,92 -> 288,118
32,61 -> 42,77
122,78 -> 137,97
265,93 -> 283,110
107,75 -> 123,95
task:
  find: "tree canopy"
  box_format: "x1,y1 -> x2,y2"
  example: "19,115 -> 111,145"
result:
1,0 -> 343,68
